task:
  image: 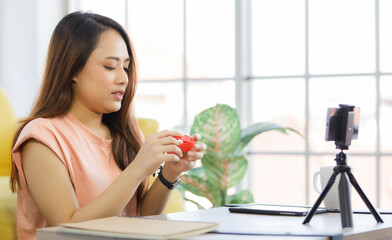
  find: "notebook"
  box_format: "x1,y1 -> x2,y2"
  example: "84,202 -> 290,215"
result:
60,216 -> 219,239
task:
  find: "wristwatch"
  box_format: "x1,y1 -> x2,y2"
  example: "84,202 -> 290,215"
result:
157,166 -> 181,190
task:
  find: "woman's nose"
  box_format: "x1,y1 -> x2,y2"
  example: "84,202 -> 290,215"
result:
117,68 -> 129,85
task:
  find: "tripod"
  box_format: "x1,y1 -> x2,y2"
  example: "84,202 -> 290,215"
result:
303,150 -> 383,228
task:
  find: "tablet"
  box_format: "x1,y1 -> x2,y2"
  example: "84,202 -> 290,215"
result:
228,204 -> 328,216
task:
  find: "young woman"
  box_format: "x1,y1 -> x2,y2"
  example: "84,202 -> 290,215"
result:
10,12 -> 205,240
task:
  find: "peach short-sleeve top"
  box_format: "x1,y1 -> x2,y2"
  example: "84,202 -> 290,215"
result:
12,113 -> 140,240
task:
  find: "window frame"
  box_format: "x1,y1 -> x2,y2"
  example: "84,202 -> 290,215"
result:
71,0 -> 392,208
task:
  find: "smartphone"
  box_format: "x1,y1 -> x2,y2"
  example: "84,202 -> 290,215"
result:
228,204 -> 328,216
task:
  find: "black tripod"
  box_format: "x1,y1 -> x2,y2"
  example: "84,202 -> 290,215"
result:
303,150 -> 383,228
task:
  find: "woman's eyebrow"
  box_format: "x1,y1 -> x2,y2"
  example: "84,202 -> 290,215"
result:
105,56 -> 130,62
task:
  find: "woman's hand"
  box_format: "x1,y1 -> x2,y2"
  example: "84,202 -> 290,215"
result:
132,130 -> 184,177
161,134 -> 206,182
137,133 -> 205,215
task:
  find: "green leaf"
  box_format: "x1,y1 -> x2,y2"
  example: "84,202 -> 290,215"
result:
236,122 -> 303,153
186,104 -> 301,208
227,190 -> 254,204
191,104 -> 241,156
202,152 -> 248,189
184,167 -> 206,178
179,170 -> 222,206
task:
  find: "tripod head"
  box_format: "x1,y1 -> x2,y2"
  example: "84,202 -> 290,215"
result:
325,104 -> 360,150
335,150 -> 347,166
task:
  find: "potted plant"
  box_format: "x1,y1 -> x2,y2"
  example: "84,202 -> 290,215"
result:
178,104 -> 301,208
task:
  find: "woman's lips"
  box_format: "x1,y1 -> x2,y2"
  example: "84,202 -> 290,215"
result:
112,90 -> 124,101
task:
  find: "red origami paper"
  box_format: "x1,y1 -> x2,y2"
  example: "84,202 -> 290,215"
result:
173,135 -> 195,152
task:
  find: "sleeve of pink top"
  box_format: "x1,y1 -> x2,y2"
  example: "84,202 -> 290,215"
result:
12,119 -> 68,185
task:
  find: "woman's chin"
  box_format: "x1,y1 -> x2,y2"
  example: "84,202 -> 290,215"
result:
103,104 -> 122,114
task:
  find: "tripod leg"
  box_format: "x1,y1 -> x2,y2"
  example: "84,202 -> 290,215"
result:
346,170 -> 384,223
338,173 -> 353,228
303,170 -> 339,224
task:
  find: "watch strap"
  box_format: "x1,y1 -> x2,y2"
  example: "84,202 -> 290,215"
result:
157,166 -> 180,190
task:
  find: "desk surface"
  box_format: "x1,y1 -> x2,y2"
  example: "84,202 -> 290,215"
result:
38,207 -> 392,240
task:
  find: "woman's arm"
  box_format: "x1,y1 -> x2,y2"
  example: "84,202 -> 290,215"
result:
139,134 -> 205,216
21,130 -> 183,226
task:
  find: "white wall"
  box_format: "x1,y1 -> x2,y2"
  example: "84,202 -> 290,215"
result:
0,0 -> 68,117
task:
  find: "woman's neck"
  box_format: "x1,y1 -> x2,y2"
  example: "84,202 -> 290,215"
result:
69,102 -> 111,140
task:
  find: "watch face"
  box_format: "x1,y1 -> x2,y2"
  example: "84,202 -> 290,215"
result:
172,179 -> 181,189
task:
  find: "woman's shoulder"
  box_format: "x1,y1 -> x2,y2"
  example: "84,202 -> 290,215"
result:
13,116 -> 70,170
13,116 -> 63,153
27,116 -> 55,125
23,116 -> 64,133
19,115 -> 75,143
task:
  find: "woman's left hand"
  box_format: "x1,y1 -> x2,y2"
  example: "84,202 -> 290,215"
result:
161,134 -> 206,182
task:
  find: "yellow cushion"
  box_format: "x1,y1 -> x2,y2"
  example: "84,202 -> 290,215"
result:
137,118 -> 159,137
0,177 -> 17,240
148,176 -> 185,214
162,188 -> 185,214
0,88 -> 16,176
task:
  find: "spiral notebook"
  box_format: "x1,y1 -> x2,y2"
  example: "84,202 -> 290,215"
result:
60,216 -> 219,239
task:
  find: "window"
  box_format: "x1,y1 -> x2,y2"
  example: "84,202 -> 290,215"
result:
73,0 -> 392,209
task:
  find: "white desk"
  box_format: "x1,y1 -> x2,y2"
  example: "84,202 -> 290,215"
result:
38,207 -> 392,240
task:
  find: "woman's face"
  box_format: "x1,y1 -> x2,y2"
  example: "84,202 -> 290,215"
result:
72,29 -> 130,114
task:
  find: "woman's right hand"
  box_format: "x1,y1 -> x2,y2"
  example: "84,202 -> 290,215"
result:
132,130 -> 184,177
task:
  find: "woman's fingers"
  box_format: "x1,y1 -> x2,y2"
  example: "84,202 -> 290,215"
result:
189,133 -> 206,152
184,151 -> 204,161
162,152 -> 181,162
191,133 -> 201,142
142,131 -> 205,169
161,144 -> 183,158
155,130 -> 183,139
159,136 -> 182,146
193,142 -> 206,151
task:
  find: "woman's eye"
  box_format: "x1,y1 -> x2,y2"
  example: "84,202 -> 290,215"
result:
123,68 -> 129,73
104,66 -> 115,70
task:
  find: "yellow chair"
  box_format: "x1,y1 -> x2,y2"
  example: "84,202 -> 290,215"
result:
137,118 -> 185,214
0,87 -> 17,240
149,175 -> 185,214
0,91 -> 184,240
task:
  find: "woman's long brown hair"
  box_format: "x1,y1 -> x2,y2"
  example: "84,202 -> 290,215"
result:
10,12 -> 147,202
